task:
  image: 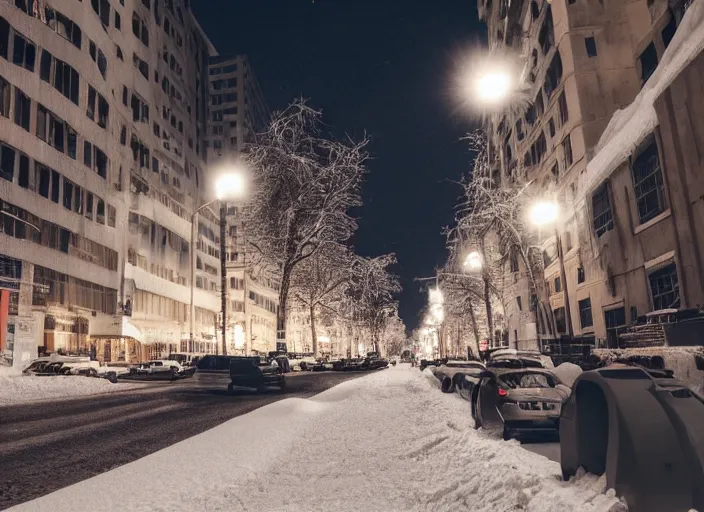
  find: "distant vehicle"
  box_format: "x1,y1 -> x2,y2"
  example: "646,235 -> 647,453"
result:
312,359 -> 333,372
343,358 -> 369,371
22,356 -> 129,380
466,367 -> 565,440
193,355 -> 239,390
432,360 -> 486,393
167,353 -> 204,367
228,357 -> 286,393
366,353 -> 390,370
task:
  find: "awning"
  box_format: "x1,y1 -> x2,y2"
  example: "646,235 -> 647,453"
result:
88,315 -> 144,343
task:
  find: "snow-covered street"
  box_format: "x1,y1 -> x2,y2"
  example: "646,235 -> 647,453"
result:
0,367 -> 144,406
11,365 -> 625,512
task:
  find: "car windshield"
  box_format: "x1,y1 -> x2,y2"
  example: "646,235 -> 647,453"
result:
500,372 -> 556,389
447,362 -> 481,368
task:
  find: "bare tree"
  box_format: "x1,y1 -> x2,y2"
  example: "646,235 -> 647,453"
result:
290,243 -> 354,356
242,100 -> 369,346
347,254 -> 402,353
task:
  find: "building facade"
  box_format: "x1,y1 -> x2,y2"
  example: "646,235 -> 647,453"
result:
479,0 -> 700,347
0,0 -> 222,365
205,54 -> 277,356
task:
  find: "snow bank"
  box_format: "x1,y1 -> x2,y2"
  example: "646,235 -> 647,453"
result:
577,0 -> 704,207
0,374 -> 143,407
11,367 -> 625,512
553,362 -> 583,388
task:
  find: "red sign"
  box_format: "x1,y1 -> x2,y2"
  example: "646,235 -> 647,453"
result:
479,340 -> 489,351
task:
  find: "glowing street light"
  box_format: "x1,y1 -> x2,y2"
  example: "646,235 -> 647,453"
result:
215,172 -> 246,200
529,200 -> 560,228
463,251 -> 483,272
475,70 -> 512,105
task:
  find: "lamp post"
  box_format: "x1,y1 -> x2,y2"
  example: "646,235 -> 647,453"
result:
529,199 -> 573,338
189,171 -> 246,356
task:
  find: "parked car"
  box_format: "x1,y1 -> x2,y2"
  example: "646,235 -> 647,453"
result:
228,357 -> 286,393
367,355 -> 389,370
193,355 -> 239,390
23,356 -> 129,380
486,349 -> 554,369
466,367 -> 565,440
312,359 -> 333,372
343,358 -> 369,371
432,360 -> 486,393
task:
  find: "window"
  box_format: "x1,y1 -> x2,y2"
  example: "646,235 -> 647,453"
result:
212,111 -> 223,122
592,182 -> 613,237
96,197 -> 105,224
14,88 -> 30,131
563,134 -> 573,167
132,12 -> 149,46
548,118 -> 555,137
578,298 -> 593,328
107,204 -> 116,227
631,138 -> 665,223
18,153 -> 28,188
151,156 -> 159,173
604,307 -> 626,348
558,92 -> 568,125
577,267 -> 585,284
510,249 -> 519,272
585,37 -> 597,57
649,263 -> 680,310
530,132 -> 547,165
516,296 -> 523,311
543,51 -> 562,98
116,45 -> 124,60
12,33 -> 36,71
0,143 -> 15,182
538,7 -> 554,55
83,142 -> 107,179
114,11 -> 121,30
51,169 -> 60,203
44,7 -> 82,49
662,12 -> 677,48
131,94 -> 150,123
62,178 -> 74,210
133,53 -> 149,79
0,18 -> 8,60
40,50 -> 79,105
213,140 -> 223,150
85,192 -> 93,220
91,0 -> 111,27
36,164 -> 50,199
90,44 -> 108,79
554,307 -> 566,334
554,276 -> 562,293
639,42 -> 658,85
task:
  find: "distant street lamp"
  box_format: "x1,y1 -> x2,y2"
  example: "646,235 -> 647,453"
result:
463,251 -> 483,272
189,168 -> 247,354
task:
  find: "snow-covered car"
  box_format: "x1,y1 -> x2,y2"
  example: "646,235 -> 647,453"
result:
290,356 -> 317,371
228,357 -> 286,393
343,358 -> 369,371
22,356 -> 129,380
367,356 -> 389,370
468,367 -> 565,440
312,359 -> 333,371
432,360 -> 486,393
487,349 -> 554,369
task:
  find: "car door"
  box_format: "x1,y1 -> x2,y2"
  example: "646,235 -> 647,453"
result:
477,375 -> 503,429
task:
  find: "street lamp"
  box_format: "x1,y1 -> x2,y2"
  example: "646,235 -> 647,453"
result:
189,168 -> 246,353
529,200 -> 560,228
463,251 -> 483,272
474,69 -> 513,105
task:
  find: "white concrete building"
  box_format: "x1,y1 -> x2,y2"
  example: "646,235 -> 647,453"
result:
0,0 -> 222,363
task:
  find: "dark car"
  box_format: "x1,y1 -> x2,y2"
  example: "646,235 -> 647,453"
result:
467,367 -> 565,440
228,357 -> 286,393
343,358 -> 369,371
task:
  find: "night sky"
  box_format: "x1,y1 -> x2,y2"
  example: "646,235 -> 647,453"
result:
193,0 -> 485,331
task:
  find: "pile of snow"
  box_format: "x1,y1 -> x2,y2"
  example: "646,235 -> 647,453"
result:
12,366 -> 625,512
577,0 -> 704,207
0,365 -> 22,378
0,373 -> 143,407
553,362 -> 583,388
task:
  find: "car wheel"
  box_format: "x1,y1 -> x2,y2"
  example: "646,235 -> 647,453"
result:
441,378 -> 453,393
472,391 -> 482,430
107,372 -> 118,384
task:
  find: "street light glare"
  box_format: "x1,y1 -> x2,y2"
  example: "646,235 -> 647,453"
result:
215,172 -> 246,200
475,71 -> 511,103
529,200 -> 560,227
463,251 -> 483,271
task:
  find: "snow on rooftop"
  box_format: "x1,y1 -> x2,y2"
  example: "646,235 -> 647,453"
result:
11,366 -> 624,512
577,0 -> 704,208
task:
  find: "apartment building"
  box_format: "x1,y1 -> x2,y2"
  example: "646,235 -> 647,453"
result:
206,55 -> 277,355
0,0 -> 221,364
479,0 -> 698,347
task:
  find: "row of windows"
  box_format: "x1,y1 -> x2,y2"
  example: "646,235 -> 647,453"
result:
128,250 -> 188,287
209,63 -> 238,76
128,212 -> 189,256
32,264 -> 118,315
132,289 -> 214,325
249,290 -> 278,314
1,199 -> 118,271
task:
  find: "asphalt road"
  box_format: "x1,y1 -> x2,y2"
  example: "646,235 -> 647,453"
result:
0,371 -> 363,510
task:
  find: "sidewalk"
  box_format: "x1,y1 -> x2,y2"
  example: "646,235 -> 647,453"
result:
11,365 -> 626,512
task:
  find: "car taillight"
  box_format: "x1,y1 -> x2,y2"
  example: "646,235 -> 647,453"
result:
498,388 -> 508,397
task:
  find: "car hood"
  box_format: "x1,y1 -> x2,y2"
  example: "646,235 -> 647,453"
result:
505,388 -> 564,402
